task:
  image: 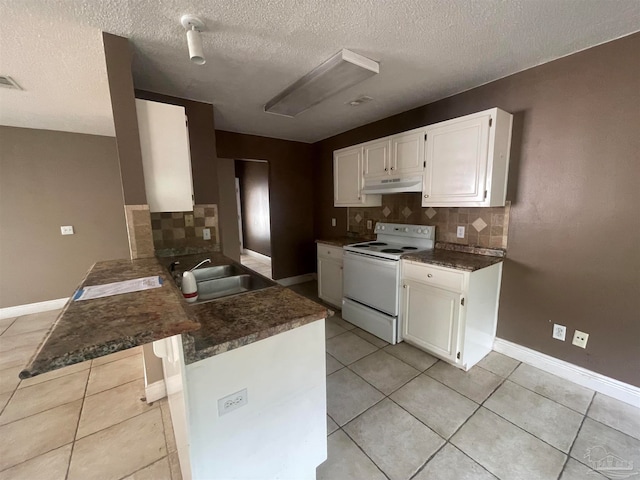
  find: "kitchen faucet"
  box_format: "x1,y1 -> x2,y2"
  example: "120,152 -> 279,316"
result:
190,259 -> 211,271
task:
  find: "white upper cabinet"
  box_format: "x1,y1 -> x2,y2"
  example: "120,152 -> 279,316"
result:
363,139 -> 391,178
334,146 -> 381,207
136,99 -> 194,213
362,129 -> 426,180
391,129 -> 426,175
422,108 -> 513,207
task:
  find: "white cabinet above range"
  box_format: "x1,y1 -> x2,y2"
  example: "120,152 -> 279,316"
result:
332,107 -> 513,207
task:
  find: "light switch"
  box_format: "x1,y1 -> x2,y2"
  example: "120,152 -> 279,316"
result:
331,218 -> 336,227
203,228 -> 211,240
61,226 -> 74,235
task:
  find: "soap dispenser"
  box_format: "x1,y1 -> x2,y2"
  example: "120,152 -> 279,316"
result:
181,271 -> 198,302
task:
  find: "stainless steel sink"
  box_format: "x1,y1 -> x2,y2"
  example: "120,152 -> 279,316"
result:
197,274 -> 273,302
173,262 -> 274,304
191,265 -> 243,282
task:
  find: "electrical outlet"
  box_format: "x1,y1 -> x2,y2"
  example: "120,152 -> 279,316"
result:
552,324 -> 566,341
456,226 -> 465,238
185,214 -> 194,227
331,218 -> 336,227
218,388 -> 247,416
367,220 -> 372,230
203,228 -> 211,240
572,330 -> 589,348
60,226 -> 74,235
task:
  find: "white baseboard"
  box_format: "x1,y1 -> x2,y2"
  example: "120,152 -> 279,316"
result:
493,338 -> 640,407
145,379 -> 167,403
242,249 -> 271,265
0,298 -> 68,320
277,273 -> 315,287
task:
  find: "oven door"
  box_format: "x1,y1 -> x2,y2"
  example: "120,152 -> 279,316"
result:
343,251 -> 400,316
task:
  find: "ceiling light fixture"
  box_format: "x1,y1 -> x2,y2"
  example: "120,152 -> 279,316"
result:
180,15 -> 206,65
264,49 -> 379,117
347,95 -> 374,107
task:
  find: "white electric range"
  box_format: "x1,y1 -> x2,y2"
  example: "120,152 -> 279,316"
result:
342,222 -> 436,344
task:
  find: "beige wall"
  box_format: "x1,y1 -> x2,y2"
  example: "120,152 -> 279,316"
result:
0,126 -> 130,308
217,158 -> 241,262
314,33 -> 640,387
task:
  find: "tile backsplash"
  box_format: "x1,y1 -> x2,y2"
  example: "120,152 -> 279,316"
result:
150,204 -> 220,250
348,193 -> 510,250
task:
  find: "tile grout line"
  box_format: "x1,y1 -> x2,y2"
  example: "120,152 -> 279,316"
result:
556,392 -> 596,478
0,441 -> 74,474
64,364 -> 91,480
337,425 -> 391,480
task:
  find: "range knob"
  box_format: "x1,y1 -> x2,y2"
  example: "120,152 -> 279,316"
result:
381,226 -> 385,230
404,227 -> 409,232
417,228 -> 423,234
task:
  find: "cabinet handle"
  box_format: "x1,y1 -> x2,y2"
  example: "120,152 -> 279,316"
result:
403,285 -> 406,288
424,194 -> 429,198
384,168 -> 388,171
390,167 -> 394,170
427,274 -> 433,278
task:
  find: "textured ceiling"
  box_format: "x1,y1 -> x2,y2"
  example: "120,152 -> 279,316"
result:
1,1 -> 638,141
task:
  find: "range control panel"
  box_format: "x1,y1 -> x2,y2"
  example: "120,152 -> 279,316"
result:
375,222 -> 435,240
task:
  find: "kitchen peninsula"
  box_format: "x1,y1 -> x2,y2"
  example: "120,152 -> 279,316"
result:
21,252 -> 330,480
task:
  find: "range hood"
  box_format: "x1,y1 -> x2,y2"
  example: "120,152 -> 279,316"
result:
361,175 -> 423,194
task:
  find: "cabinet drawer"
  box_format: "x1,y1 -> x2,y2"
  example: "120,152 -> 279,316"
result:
317,244 -> 344,262
402,261 -> 464,292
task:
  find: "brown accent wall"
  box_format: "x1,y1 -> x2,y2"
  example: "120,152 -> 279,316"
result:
235,160 -> 272,257
135,90 -> 219,205
0,126 -> 130,307
216,132 -> 316,280
102,33 -> 146,205
314,33 -> 640,386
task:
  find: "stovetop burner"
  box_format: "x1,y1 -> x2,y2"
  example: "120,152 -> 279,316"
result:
381,249 -> 404,253
402,246 -> 418,250
352,244 -> 371,248
368,242 -> 387,246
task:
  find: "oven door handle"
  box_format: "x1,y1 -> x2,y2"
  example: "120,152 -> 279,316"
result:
343,250 -> 399,264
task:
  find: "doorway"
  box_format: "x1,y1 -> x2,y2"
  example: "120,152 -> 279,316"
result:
235,159 -> 272,279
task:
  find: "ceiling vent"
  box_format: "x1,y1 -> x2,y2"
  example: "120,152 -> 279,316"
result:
347,95 -> 374,107
264,49 -> 379,117
0,76 -> 22,90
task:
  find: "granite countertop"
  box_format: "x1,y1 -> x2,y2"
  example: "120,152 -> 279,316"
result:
402,243 -> 505,272
22,251 -> 330,377
20,257 -> 201,378
316,235 -> 374,247
157,252 -> 331,364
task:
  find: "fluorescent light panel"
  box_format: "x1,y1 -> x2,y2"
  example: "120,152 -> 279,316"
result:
264,49 -> 379,117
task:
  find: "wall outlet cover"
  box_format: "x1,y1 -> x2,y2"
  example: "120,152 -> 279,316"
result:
185,214 -> 194,227
218,388 -> 248,416
456,226 -> 465,238
572,330 -> 589,348
331,218 -> 336,227
203,228 -> 211,240
60,225 -> 74,235
367,219 -> 372,230
552,324 -> 567,341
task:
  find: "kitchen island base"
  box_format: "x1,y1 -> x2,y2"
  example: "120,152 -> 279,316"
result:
154,319 -> 327,480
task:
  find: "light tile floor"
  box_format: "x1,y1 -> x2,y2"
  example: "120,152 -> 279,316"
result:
0,311 -> 181,480
240,252 -> 272,279
2,282 -> 639,480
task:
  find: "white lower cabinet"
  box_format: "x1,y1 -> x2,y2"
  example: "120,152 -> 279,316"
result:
400,259 -> 503,370
317,244 -> 343,308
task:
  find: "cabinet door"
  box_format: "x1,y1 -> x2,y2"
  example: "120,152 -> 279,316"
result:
136,99 -> 194,213
318,257 -> 343,308
402,280 -> 460,363
392,130 -> 425,175
422,115 -> 490,206
363,139 -> 391,178
334,147 -> 363,206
